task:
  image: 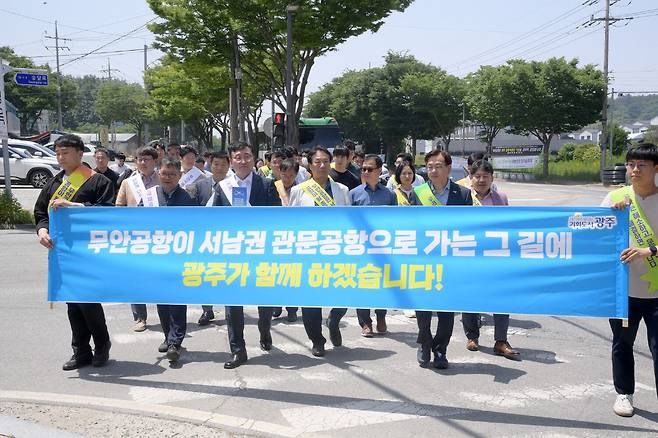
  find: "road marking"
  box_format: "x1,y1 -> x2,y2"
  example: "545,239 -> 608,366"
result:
0,390 -> 319,438
280,399 -> 466,432
112,331 -> 164,344
458,381 -> 622,408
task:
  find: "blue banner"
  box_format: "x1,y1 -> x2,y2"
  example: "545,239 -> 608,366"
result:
48,206 -> 629,318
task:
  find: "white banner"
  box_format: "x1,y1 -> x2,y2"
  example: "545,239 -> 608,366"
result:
492,155 -> 539,170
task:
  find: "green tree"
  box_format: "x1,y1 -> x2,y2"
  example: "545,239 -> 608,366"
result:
608,123 -> 630,156
147,0 -> 413,147
1,46 -> 78,134
505,58 -> 605,177
400,69 -> 465,153
95,80 -> 148,141
63,75 -> 103,129
465,65 -> 515,154
306,52 -> 444,161
145,58 -> 232,149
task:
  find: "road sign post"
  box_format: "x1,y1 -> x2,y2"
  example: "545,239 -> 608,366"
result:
14,73 -> 49,87
0,61 -> 49,196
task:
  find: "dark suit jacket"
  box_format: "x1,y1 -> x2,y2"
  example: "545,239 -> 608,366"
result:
409,180 -> 473,206
212,172 -> 281,207
187,175 -> 216,206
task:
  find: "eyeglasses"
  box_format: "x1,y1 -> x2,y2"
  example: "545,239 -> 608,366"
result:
626,162 -> 652,170
361,166 -> 379,173
136,157 -> 153,163
160,172 -> 178,178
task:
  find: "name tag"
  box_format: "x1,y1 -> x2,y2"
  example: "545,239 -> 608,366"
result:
232,187 -> 248,206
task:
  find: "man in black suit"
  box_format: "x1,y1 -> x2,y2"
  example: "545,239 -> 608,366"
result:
187,150 -> 232,326
409,149 -> 473,370
212,142 -> 281,369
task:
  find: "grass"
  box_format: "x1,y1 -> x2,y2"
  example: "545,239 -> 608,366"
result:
531,154 -> 626,183
0,191 -> 34,228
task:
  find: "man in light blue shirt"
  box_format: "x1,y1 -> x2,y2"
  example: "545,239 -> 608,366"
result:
349,154 -> 397,337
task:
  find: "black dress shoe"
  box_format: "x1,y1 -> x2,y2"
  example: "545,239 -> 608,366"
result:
260,338 -> 273,351
432,352 -> 449,369
62,354 -> 92,371
198,310 -> 214,326
326,319 -> 342,347
158,341 -> 169,353
311,344 -> 325,357
286,311 -> 298,322
92,341 -> 111,367
417,347 -> 430,368
166,344 -> 181,362
224,352 -> 248,369
272,307 -> 283,318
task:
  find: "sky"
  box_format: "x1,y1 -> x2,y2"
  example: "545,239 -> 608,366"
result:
3,0 -> 658,115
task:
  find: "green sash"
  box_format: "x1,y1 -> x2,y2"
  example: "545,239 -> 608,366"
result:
395,188 -> 410,206
50,166 -> 94,204
413,182 -> 442,206
299,179 -> 335,206
610,186 -> 658,294
471,191 -> 482,206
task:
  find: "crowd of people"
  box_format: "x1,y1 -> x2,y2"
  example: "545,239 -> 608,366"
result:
34,133 -> 658,418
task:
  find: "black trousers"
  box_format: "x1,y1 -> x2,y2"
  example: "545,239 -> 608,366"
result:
415,311 -> 454,354
462,313 -> 510,342
225,306 -> 274,354
610,297 -> 658,397
131,303 -> 147,321
302,307 -> 347,346
356,309 -> 387,327
67,303 -> 110,357
156,304 -> 187,347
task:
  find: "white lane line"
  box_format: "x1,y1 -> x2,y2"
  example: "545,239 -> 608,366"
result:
281,399 -> 467,432
0,391 -> 320,438
458,381 -> 624,409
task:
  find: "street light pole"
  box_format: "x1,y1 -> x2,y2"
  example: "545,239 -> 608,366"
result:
461,103 -> 466,157
285,4 -> 299,147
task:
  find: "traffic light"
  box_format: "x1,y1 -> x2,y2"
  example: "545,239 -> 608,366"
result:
273,112 -> 285,148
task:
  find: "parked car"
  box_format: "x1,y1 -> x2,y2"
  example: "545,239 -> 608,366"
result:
9,139 -> 57,159
0,145 -> 61,187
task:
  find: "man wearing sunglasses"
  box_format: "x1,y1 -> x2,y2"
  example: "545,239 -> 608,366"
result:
350,154 -> 397,337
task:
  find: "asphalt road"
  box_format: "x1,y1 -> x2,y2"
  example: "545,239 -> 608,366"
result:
1,181 -> 656,437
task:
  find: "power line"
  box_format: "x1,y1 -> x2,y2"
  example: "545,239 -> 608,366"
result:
445,0 -> 596,73
26,48 -> 154,60
60,18 -> 158,69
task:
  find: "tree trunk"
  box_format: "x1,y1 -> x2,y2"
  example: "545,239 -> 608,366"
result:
411,137 -> 417,158
19,118 -> 29,136
542,140 -> 550,178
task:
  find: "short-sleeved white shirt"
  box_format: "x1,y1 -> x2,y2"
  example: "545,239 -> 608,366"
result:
602,189 -> 658,299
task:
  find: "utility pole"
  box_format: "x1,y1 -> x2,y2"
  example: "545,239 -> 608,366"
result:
590,0 -> 631,172
143,44 -> 149,146
100,58 -> 119,80
608,87 -> 614,159
461,103 -> 466,157
233,35 -> 245,142
285,4 -> 299,147
600,0 -> 610,171
44,21 -> 70,131
99,58 -> 120,148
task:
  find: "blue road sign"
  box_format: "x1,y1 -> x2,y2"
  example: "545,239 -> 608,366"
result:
14,73 -> 49,86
